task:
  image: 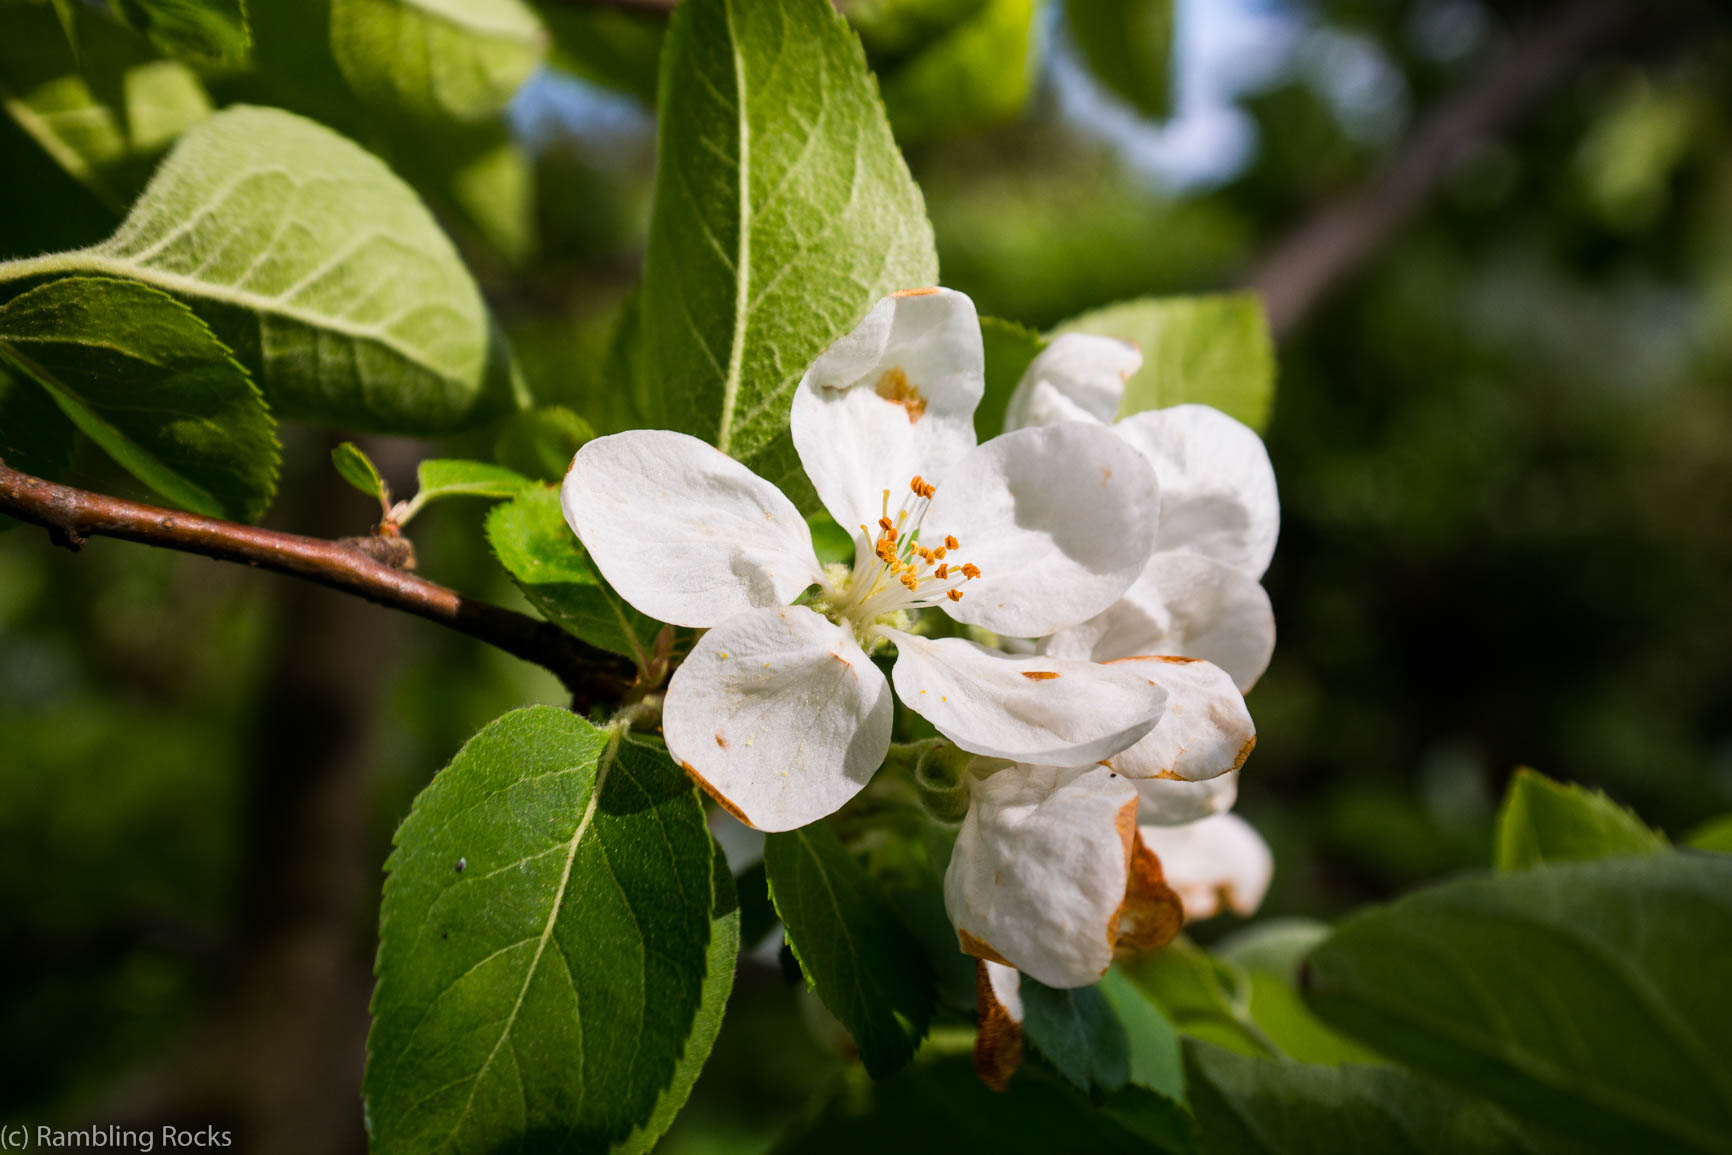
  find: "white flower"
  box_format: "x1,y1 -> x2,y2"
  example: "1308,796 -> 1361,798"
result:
562,289 -> 1167,832
1007,335 -> 1281,692
942,650 -> 1255,987
1138,813 -> 1274,921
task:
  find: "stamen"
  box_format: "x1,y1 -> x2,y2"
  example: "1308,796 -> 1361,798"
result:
933,547 -> 946,560
961,563 -> 981,580
900,572 -> 919,590
935,563 -> 949,579
945,535 -> 960,550
947,589 -> 963,602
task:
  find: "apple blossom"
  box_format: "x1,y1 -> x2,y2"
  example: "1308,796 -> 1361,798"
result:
1139,813 -> 1274,921
561,289 -> 1168,832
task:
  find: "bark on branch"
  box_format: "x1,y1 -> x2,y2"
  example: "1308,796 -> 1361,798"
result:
0,460 -> 634,710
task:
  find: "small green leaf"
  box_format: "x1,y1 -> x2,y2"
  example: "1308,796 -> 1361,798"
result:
975,315 -> 1045,440
1686,814 -> 1732,854
1304,855 -> 1732,1152
1021,977 -> 1131,1099
1097,966 -> 1186,1102
878,0 -> 1038,143
849,0 -> 986,57
1065,0 -> 1174,121
764,822 -> 935,1078
0,276 -> 278,521
413,458 -> 530,502
1185,1042 -> 1560,1155
1494,768 -> 1670,871
1216,919 -> 1382,1065
331,441 -> 386,504
641,0 -> 938,505
494,404 -> 594,482
1056,292 -> 1275,432
485,484 -> 663,668
1117,937 -> 1272,1058
330,0 -> 544,123
1,105 -> 521,435
112,0 -> 251,65
365,708 -> 722,1153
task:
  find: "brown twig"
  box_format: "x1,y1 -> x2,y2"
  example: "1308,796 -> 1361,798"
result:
0,460 -> 634,710
1245,0 -> 1631,340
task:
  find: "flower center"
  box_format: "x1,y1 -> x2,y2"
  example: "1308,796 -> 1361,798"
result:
816,475 -> 984,645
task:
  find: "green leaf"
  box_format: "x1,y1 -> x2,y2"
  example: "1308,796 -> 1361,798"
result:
412,457 -> 530,503
848,0 -> 986,58
0,104 -> 521,435
1056,293 -> 1275,432
1686,814 -> 1732,854
1304,855 -> 1732,1152
764,822 -> 934,1078
1185,1042 -> 1566,1155
0,360 -> 77,482
0,276 -> 278,521
1098,966 -> 1186,1102
1065,0 -> 1174,121
774,1055 -> 1171,1155
1022,977 -> 1131,1099
365,708 -> 723,1154
541,3 -> 664,104
112,0 -> 251,65
485,484 -> 663,668
1118,937 -> 1272,1058
494,404 -> 594,482
1494,768 -> 1670,871
330,0 -> 545,123
331,440 -> 387,504
640,0 -> 938,505
975,314 -> 1045,440
1216,920 -> 1381,1065
878,0 -> 1038,143
0,5 -> 212,209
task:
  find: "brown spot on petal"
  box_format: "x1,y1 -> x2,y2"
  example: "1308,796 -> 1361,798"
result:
1111,831 -> 1185,956
1020,670 -> 1061,681
714,734 -> 728,749
829,651 -> 859,678
1154,769 -> 1187,781
1158,655 -> 1203,664
973,961 -> 1024,1092
1232,734 -> 1258,771
874,367 -> 928,422
957,928 -> 1014,967
681,761 -> 754,827
893,286 -> 940,297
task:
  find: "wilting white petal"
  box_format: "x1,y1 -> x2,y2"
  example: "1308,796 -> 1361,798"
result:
563,430 -> 822,628
1104,657 -> 1255,782
791,288 -> 983,534
944,765 -> 1136,988
1001,333 -> 1140,432
974,959 -> 1025,1091
1137,771 -> 1239,827
924,422 -> 1159,637
1042,552 -> 1275,692
663,607 -> 892,832
1140,814 -> 1273,921
1113,405 -> 1279,578
885,631 -> 1165,765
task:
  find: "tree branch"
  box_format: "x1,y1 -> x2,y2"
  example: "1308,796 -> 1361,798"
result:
0,460 -> 635,710
1245,0 -> 1631,340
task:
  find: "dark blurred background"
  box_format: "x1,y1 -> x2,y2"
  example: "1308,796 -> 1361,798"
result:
1,0 -> 1728,1150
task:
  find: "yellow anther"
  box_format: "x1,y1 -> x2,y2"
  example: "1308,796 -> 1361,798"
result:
945,535 -> 960,550
900,571 -> 919,591
935,563 -> 949,579
878,516 -> 894,533
933,547 -> 946,560
946,589 -> 964,602
961,563 -> 981,580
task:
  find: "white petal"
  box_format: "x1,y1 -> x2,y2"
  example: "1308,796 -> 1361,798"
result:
1041,552 -> 1275,692
1113,405 -> 1279,578
982,960 -> 1024,1024
1001,333 -> 1140,432
1104,657 -> 1255,782
924,422 -> 1159,637
663,606 -> 892,832
791,288 -> 983,535
973,959 -> 1026,1091
562,430 -> 822,628
944,764 -> 1136,988
1139,814 -> 1273,921
886,630 -> 1165,764
1137,771 -> 1239,826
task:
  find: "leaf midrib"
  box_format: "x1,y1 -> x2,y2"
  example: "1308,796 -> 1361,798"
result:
714,0 -> 751,455
438,722 -> 622,1148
